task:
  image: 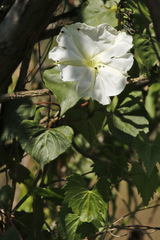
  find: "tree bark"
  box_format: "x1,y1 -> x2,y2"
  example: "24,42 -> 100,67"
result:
0,0 -> 61,92
145,0 -> 160,47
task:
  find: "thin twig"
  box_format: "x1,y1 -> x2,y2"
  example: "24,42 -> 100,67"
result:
72,140 -> 99,162
42,178 -> 66,188
112,204 -> 160,225
113,187 -> 143,226
12,170 -> 42,214
26,38 -> 54,84
15,48 -> 32,91
88,222 -> 160,239
116,224 -> 160,231
108,230 -> 127,238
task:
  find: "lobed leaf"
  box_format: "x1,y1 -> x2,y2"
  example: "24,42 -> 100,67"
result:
130,163 -> 159,206
64,173 -> 107,222
65,213 -> 80,240
134,132 -> 160,175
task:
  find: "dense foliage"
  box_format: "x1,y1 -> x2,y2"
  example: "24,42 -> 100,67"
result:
0,0 -> 160,239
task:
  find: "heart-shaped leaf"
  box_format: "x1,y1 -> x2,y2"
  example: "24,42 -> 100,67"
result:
43,67 -> 79,115
18,120 -> 74,169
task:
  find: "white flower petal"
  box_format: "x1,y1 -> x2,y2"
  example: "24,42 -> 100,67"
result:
96,65 -> 127,96
108,53 -> 134,74
49,46 -> 84,66
91,78 -> 111,105
56,26 -> 84,59
63,23 -> 118,59
76,68 -> 95,96
60,65 -> 93,83
99,31 -> 133,63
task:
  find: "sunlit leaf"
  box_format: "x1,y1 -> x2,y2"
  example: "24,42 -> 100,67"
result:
145,83 -> 160,118
64,173 -> 107,222
65,213 -> 80,240
35,187 -> 64,200
18,120 -> 73,169
57,205 -> 72,240
134,31 -> 159,74
78,0 -> 119,27
43,67 -> 79,115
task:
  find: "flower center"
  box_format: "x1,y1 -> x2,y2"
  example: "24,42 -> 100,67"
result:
85,56 -> 99,69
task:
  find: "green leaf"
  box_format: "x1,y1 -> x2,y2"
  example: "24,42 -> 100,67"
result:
145,83 -> 160,118
107,91 -> 149,145
65,213 -> 80,240
92,152 -> 128,183
14,211 -> 35,239
57,205 -> 72,240
18,120 -> 74,169
126,0 -> 151,32
134,34 -> 158,74
130,163 -> 159,206
76,222 -> 98,240
1,98 -> 35,140
133,23 -> 160,74
35,187 -> 64,200
15,207 -> 48,240
9,163 -> 31,183
134,132 -> 160,175
0,185 -> 14,210
66,101 -> 106,145
43,67 -> 79,115
64,173 -> 107,222
78,0 -> 119,27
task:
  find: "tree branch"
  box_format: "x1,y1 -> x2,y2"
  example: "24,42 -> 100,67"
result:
0,76 -> 149,103
0,0 -> 61,93
0,89 -> 51,102
39,27 -> 62,41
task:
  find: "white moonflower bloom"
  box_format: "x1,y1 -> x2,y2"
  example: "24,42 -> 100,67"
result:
49,22 -> 134,105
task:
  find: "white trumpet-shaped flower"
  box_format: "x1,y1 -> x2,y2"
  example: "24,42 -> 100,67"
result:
49,22 -> 134,105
